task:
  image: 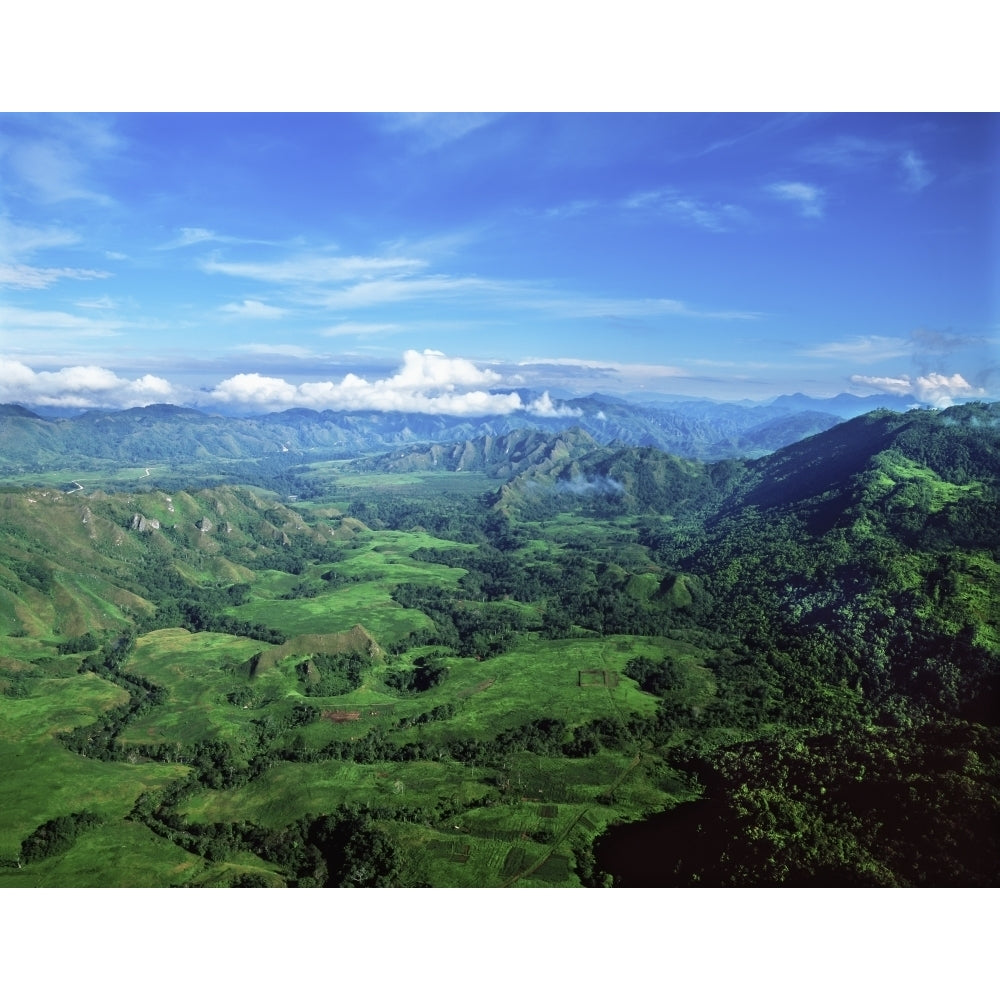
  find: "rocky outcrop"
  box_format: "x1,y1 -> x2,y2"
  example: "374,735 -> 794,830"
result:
130,513 -> 160,532
196,517 -> 213,533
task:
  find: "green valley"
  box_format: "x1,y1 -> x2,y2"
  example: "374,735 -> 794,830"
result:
1,402 -> 998,886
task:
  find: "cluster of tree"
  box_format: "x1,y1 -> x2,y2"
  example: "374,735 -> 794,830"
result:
297,651 -> 367,698
655,720 -> 1000,886
383,657 -> 449,695
391,582 -> 524,659
19,811 -> 104,865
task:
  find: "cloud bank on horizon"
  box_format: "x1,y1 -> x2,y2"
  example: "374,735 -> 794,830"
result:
0,349 -> 585,416
1,113 -> 995,412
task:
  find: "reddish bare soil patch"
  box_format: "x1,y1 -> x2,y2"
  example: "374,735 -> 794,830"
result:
322,709 -> 362,723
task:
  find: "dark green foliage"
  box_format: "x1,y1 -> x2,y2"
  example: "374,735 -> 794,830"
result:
653,721 -> 1000,887
298,651 -> 366,697
383,658 -> 449,695
56,632 -> 100,655
624,655 -> 684,696
20,811 -> 103,864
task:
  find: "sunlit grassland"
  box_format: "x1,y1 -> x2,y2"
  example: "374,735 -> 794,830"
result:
0,821 -> 207,887
226,535 -> 468,642
410,634 -> 698,742
303,468 -> 497,496
181,757 -> 490,829
877,453 -> 985,513
118,629 -> 269,746
0,673 -> 187,858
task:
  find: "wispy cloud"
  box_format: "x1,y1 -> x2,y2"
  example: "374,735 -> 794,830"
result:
803,336 -> 910,362
543,199 -> 601,220
534,295 -> 761,322
767,181 -> 825,218
201,253 -> 424,285
378,113 -> 501,152
220,299 -> 287,319
238,343 -> 321,359
0,263 -> 110,290
518,356 -> 687,380
322,322 -> 401,337
157,227 -> 277,251
799,134 -> 896,169
900,150 -> 934,192
0,305 -> 123,339
0,217 -> 80,256
320,274 -> 507,309
623,188 -> 749,232
1,115 -> 119,205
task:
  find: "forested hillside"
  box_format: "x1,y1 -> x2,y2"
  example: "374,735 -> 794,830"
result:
1,402 -> 996,886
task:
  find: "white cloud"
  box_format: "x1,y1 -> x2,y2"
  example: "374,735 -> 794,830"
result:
379,113 -> 500,152
850,371 -> 984,407
623,188 -> 748,232
238,343 -> 321,359
900,150 -> 934,192
804,336 -> 910,361
767,181 -> 825,218
0,357 -> 184,409
207,349 -> 535,416
75,295 -> 118,310
159,227 -> 219,249
0,217 -> 80,256
322,322 -> 401,337
526,391 -> 583,417
7,138 -> 113,204
202,254 -> 424,285
519,356 -> 687,379
158,228 -> 277,251
210,361 -> 520,416
0,263 -> 110,289
220,299 -> 287,318
320,274 -> 500,309
532,296 -> 760,321
0,304 -> 123,338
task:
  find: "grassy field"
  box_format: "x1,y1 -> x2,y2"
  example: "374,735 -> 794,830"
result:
0,671 -> 188,860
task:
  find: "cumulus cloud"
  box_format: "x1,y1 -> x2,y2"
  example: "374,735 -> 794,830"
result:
220,299 -> 287,318
850,371 -> 984,407
767,181 -> 825,218
207,349 -> 519,415
526,391 -> 583,417
0,349 -> 595,418
0,358 -> 184,410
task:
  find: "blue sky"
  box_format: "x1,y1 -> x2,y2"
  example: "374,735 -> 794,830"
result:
1,112 -> 996,414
